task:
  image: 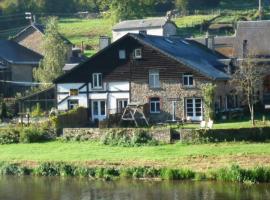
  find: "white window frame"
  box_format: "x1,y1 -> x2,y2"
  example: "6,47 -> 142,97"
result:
119,49 -> 126,59
134,48 -> 142,59
92,73 -> 102,89
150,97 -> 161,114
117,99 -> 128,113
149,69 -> 160,88
183,74 -> 194,87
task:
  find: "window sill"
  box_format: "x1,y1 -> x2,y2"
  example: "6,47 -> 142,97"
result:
182,85 -> 196,89
149,86 -> 161,90
150,112 -> 161,114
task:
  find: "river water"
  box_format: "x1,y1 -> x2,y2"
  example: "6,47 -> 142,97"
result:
0,176 -> 269,200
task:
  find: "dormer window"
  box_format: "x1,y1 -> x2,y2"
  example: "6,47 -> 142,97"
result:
92,73 -> 102,89
183,74 -> 194,87
134,48 -> 142,59
119,50 -> 126,59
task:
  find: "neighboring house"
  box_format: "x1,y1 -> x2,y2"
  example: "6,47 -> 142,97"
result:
192,35 -> 235,58
0,40 -> 43,97
12,23 -> 72,58
54,33 -> 232,123
12,23 -> 85,66
112,17 -> 177,41
193,20 -> 270,106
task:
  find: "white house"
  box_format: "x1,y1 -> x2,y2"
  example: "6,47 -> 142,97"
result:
112,17 -> 177,41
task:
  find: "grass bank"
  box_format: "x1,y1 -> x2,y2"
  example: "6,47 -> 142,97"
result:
0,162 -> 269,183
0,141 -> 270,170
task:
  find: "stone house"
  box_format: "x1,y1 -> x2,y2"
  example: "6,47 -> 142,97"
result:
112,17 -> 177,41
0,40 -> 43,97
54,33 -> 232,123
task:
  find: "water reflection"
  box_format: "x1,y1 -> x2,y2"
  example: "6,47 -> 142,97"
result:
0,176 -> 269,200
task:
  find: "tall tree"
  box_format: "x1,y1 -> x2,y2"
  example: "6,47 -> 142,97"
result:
33,17 -> 68,86
109,0 -> 156,22
231,56 -> 264,126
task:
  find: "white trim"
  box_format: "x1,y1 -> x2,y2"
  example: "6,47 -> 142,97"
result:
150,97 -> 161,114
134,48 -> 142,59
183,74 -> 194,87
92,73 -> 103,89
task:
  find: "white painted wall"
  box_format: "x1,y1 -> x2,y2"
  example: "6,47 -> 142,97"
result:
112,22 -> 177,41
56,81 -> 130,116
113,28 -> 164,41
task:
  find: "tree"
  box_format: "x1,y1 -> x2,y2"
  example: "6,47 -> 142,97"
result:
201,83 -> 216,121
109,0 -> 156,22
175,0 -> 188,13
231,56 -> 264,126
33,17 -> 68,87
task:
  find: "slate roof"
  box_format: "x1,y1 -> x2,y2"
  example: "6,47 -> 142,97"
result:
113,17 -> 175,31
0,40 -> 43,64
55,33 -> 230,83
13,23 -> 72,45
131,34 -> 230,80
192,36 -> 235,47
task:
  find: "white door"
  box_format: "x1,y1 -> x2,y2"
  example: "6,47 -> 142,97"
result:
186,98 -> 203,121
92,100 -> 106,121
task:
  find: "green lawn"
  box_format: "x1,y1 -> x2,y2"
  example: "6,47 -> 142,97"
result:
58,18 -> 113,56
0,141 -> 269,169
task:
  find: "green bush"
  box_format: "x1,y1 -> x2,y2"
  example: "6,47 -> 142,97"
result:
101,129 -> 158,147
19,126 -> 52,143
0,128 -> 20,144
0,163 -> 31,176
34,162 -> 61,176
180,127 -> 270,143
31,103 -> 43,117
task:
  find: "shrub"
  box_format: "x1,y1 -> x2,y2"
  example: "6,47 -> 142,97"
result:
19,126 -> 52,143
0,163 -> 31,176
31,103 -> 43,117
74,167 -> 96,178
0,128 -> 20,144
34,162 -> 61,176
101,129 -> 158,147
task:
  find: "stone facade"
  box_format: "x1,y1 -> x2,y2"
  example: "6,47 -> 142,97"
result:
63,128 -> 172,143
130,78 -> 213,122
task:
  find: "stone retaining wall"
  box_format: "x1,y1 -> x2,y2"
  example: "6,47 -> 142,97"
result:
63,128 -> 172,143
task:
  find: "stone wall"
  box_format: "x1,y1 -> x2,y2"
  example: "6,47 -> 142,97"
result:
63,128 -> 172,143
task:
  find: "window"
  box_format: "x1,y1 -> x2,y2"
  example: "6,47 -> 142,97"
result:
150,97 -> 161,113
69,89 -> 79,96
243,40 -> 248,58
68,99 -> 79,110
119,50 -> 126,59
134,48 -> 142,59
117,99 -> 128,113
183,74 -> 194,87
226,95 -> 239,110
92,73 -> 102,89
149,69 -> 160,88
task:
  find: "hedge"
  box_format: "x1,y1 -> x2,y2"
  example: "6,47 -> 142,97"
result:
179,127 -> 270,143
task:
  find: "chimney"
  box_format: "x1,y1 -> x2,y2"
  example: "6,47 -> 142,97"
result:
205,32 -> 215,50
99,36 -> 111,51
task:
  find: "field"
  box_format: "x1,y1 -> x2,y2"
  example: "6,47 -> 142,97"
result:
0,141 -> 270,170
